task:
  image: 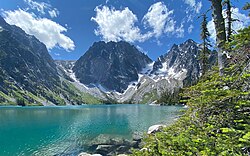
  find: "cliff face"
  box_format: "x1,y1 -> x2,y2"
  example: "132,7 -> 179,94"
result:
151,39 -> 202,86
0,17 -> 101,105
0,16 -> 59,95
73,41 -> 152,93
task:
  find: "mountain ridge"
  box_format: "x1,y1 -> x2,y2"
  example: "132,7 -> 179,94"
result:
0,16 -> 213,105
0,16 -> 102,105
73,41 -> 152,93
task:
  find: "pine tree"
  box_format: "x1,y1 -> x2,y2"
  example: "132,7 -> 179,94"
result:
243,2 -> 250,17
199,13 -> 211,76
209,0 -> 227,76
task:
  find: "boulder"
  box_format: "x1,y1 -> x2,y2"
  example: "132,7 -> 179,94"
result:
96,145 -> 115,155
90,134 -> 124,146
147,124 -> 166,134
78,152 -> 102,156
132,132 -> 143,141
116,146 -> 130,154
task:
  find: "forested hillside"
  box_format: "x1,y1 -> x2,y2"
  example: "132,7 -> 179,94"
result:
133,1 -> 250,155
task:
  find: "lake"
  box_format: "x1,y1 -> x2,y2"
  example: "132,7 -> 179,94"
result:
0,104 -> 183,156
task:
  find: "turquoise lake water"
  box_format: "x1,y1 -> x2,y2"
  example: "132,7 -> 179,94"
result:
0,104 -> 183,156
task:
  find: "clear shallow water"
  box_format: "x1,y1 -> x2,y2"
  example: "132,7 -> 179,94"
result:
0,104 -> 183,156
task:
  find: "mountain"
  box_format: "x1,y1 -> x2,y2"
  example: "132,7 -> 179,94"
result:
150,39 -> 202,86
0,16 -> 59,91
106,39 -> 216,104
0,16 -> 61,104
0,15 -> 215,105
57,39 -> 212,104
73,41 -> 152,93
0,17 -> 101,105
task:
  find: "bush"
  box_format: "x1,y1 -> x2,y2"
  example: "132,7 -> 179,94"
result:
16,98 -> 25,106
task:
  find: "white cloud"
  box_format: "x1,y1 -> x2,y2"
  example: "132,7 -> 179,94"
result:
91,6 -> 146,42
208,8 -> 250,42
91,2 -> 186,43
176,24 -> 185,38
195,2 -> 202,14
183,0 -> 202,14
48,9 -> 59,18
24,0 -> 59,18
188,24 -> 194,33
184,0 -> 195,8
143,2 -> 174,38
143,2 -> 184,38
24,0 -> 49,14
3,9 -> 75,51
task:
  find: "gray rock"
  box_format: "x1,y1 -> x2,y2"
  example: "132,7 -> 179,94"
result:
78,152 -> 102,156
130,140 -> 140,148
96,145 -> 115,155
132,132 -> 143,141
90,134 -> 124,146
116,146 -> 130,154
147,124 -> 166,134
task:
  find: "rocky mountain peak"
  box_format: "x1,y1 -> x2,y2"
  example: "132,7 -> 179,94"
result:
149,39 -> 201,86
73,41 -> 152,93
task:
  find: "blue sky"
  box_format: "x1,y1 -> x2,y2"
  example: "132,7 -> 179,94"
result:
0,0 -> 249,61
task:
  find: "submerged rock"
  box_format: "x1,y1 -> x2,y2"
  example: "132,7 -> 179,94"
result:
84,134 -> 142,156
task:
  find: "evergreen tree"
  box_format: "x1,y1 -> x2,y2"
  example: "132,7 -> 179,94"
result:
243,2 -> 250,16
199,13 -> 211,75
209,0 -> 227,76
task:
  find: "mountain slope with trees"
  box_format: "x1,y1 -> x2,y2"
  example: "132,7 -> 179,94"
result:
133,2 -> 250,155
0,16 -> 102,106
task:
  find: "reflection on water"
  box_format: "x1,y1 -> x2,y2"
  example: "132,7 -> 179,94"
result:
0,105 -> 183,156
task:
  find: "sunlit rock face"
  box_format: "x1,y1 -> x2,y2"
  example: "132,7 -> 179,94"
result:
150,39 -> 201,86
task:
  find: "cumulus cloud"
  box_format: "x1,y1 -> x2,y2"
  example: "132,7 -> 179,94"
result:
91,2 -> 186,43
91,6 -> 147,42
143,2 -> 174,38
3,9 -> 75,51
183,0 -> 202,13
24,0 -> 59,18
208,8 -> 250,42
143,2 -> 184,38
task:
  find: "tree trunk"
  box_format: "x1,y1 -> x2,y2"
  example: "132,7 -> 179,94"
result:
225,0 -> 232,42
210,0 -> 227,76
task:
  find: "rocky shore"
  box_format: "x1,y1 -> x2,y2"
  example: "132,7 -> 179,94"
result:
77,132 -> 143,156
78,125 -> 166,156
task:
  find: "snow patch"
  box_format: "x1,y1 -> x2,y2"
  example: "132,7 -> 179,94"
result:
59,63 -> 90,90
141,62 -> 154,74
96,84 -> 109,92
